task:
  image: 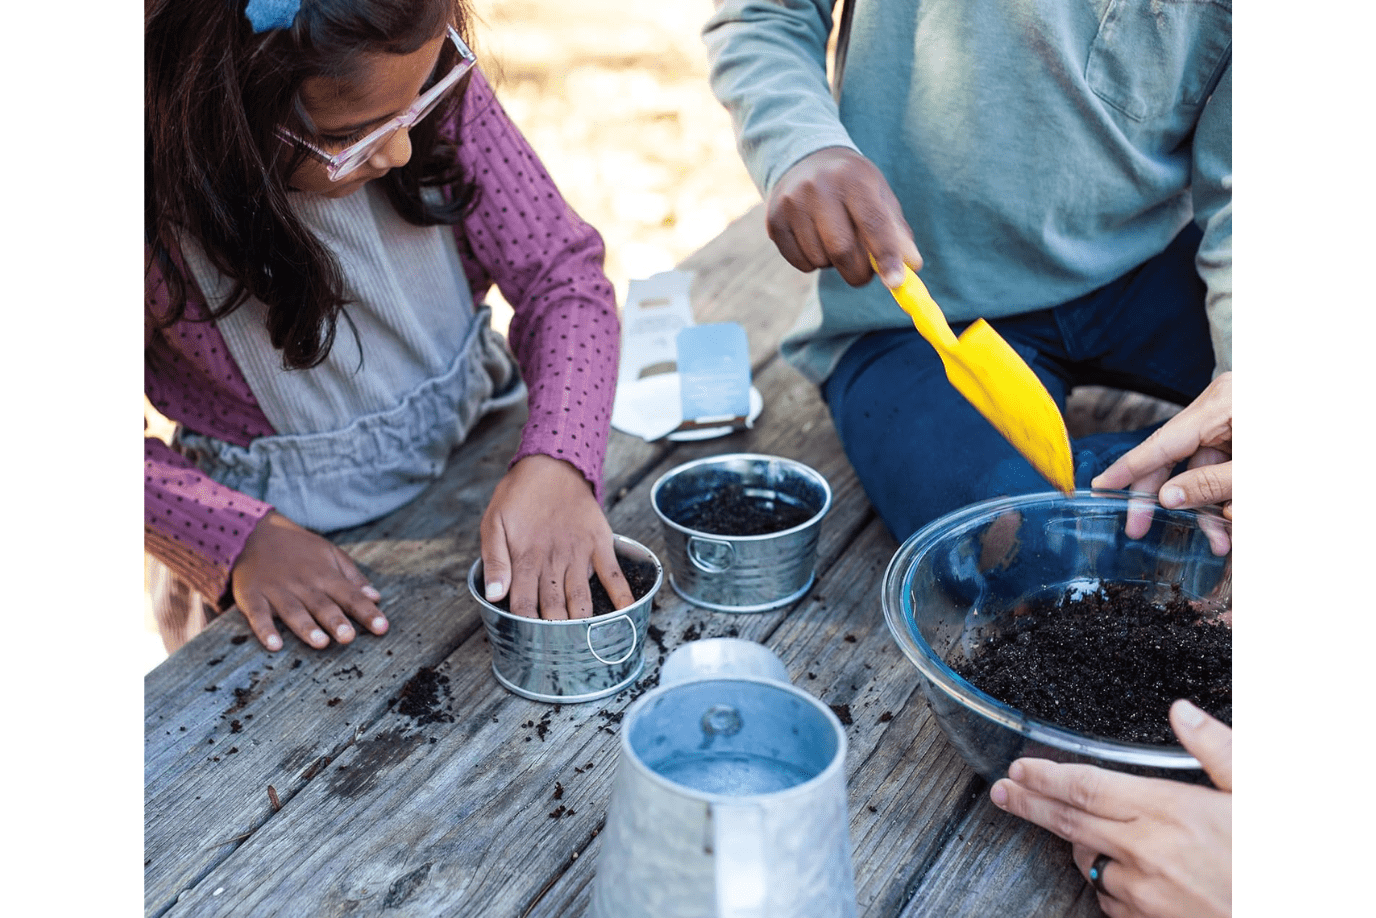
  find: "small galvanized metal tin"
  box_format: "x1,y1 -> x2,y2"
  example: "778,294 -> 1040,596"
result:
467,534 -> 662,703
650,453 -> 831,613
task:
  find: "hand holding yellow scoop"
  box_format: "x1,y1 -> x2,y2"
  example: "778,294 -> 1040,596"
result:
880,262 -> 1074,494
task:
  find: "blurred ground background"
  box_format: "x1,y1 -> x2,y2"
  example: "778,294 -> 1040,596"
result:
143,0 -> 764,672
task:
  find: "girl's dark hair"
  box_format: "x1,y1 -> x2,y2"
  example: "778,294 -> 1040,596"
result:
146,0 -> 479,369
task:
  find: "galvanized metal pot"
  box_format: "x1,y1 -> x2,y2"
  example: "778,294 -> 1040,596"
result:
650,453 -> 831,613
590,639 -> 857,918
467,534 -> 662,703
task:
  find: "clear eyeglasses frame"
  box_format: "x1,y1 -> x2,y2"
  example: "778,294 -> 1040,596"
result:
275,25 -> 476,182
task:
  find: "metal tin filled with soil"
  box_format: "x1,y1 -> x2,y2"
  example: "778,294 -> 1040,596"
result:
468,534 -> 663,703
651,453 -> 831,612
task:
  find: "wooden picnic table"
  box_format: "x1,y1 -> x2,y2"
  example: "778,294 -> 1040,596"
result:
145,204 -> 1177,918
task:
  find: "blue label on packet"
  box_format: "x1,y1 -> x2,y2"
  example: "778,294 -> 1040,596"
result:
677,323 -> 751,422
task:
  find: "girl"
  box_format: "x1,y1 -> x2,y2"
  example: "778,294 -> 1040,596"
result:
145,0 -> 634,654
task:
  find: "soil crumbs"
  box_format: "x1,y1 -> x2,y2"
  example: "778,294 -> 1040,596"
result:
491,555 -> 659,617
950,582 -> 1231,745
670,484 -> 815,536
393,666 -> 455,726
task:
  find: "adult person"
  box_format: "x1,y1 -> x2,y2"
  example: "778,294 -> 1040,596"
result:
703,0 -> 1232,540
993,376 -> 1234,918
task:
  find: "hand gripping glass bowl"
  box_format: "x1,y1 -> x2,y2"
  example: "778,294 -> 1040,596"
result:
881,490 -> 1231,784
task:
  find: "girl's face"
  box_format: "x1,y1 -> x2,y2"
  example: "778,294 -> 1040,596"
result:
288,29 -> 449,198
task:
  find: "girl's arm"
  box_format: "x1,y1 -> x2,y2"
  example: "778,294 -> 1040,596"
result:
446,72 -> 634,619
145,256 -> 276,608
145,259 -> 387,650
449,70 -> 621,504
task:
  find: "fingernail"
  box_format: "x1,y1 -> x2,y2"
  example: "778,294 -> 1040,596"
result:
310,629 -> 327,645
1161,485 -> 1185,507
485,581 -> 505,602
883,269 -> 904,289
371,616 -> 388,632
990,782 -> 1009,807
336,624 -> 354,640
1173,699 -> 1205,729
362,585 -> 381,601
266,634 -> 283,651
1007,759 -> 1025,781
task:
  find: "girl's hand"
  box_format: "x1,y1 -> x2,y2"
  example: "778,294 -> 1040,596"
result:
479,455 -> 634,620
231,511 -> 389,651
990,700 -> 1232,918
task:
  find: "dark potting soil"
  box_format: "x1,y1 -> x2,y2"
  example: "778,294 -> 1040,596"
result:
669,483 -> 814,536
948,582 -> 1231,745
490,555 -> 659,617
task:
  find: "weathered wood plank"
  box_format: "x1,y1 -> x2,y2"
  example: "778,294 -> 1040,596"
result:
148,201 -> 1173,918
145,408 -> 531,915
148,335 -> 879,918
897,798 -> 1101,918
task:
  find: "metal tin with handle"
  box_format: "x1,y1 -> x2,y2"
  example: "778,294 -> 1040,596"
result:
590,638 -> 857,918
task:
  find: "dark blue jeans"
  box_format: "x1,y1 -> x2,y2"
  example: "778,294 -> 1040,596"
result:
822,225 -> 1216,542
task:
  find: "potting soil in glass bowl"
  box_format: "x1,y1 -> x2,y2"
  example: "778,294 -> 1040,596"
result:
882,490 -> 1231,785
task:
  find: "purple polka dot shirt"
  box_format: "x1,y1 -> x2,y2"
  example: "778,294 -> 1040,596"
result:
145,71 -> 621,607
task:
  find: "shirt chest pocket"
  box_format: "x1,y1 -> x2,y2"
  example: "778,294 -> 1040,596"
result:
1086,0 -> 1231,123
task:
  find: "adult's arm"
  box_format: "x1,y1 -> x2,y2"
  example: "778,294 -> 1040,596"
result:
703,0 -> 854,196
703,1 -> 920,287
1192,60 -> 1232,373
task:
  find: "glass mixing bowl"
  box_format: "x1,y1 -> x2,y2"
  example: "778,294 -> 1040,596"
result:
882,490 -> 1231,784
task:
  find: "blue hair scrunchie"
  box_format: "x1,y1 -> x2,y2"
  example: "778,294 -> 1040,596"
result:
245,0 -> 302,33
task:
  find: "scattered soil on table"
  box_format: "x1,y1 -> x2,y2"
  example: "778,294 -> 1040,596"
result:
490,554 -> 659,616
669,484 -> 816,536
949,582 -> 1231,745
392,666 -> 455,726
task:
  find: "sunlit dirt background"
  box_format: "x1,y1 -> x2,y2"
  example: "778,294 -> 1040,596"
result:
143,0 -> 762,671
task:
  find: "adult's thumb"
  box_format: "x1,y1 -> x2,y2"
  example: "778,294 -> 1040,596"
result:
1172,699 -> 1232,792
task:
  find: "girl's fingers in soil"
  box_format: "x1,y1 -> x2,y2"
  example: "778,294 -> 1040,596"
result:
478,514 -> 514,605
538,564 -> 570,621
505,567 -> 540,619
562,564 -> 595,620
593,546 -> 634,610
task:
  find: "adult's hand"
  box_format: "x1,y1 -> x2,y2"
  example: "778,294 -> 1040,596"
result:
480,454 -> 634,620
765,146 -> 923,289
990,699 -> 1232,918
1093,373 -> 1232,522
231,510 -> 388,651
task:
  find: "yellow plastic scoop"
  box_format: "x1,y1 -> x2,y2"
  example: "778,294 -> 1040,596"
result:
883,264 -> 1074,494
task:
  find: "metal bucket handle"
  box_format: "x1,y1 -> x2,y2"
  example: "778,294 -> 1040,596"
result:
687,536 -> 736,573
586,614 -> 638,665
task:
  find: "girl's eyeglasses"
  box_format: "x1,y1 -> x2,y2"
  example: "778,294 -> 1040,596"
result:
276,26 -> 476,182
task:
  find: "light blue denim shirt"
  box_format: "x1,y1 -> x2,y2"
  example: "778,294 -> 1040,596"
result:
705,0 -> 1232,383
